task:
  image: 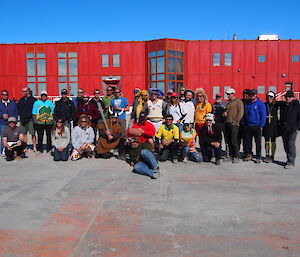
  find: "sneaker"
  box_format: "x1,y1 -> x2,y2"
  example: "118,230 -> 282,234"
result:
243,155 -> 252,162
254,158 -> 261,164
152,170 -> 160,179
215,159 -> 221,165
20,152 -> 28,159
172,159 -> 178,164
223,157 -> 232,162
284,164 -> 294,169
232,157 -> 240,164
183,157 -> 188,163
263,156 -> 271,163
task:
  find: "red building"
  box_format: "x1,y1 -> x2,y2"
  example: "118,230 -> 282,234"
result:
0,38 -> 300,103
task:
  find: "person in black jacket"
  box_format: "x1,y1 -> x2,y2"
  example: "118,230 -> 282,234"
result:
199,113 -> 222,165
263,91 -> 278,163
281,91 -> 300,169
17,87 -> 37,152
54,89 -> 76,129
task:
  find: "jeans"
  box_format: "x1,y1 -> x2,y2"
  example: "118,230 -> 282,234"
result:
225,123 -> 240,158
282,131 -> 298,165
0,124 -> 8,154
159,142 -> 179,161
53,147 -> 69,161
181,146 -> 203,162
244,126 -> 262,158
35,124 -> 53,152
201,144 -> 222,162
133,149 -> 158,178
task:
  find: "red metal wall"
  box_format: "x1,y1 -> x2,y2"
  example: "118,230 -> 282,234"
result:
0,39 -> 300,103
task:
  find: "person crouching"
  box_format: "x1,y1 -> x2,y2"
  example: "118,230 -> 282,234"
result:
71,115 -> 95,160
199,113 -> 222,165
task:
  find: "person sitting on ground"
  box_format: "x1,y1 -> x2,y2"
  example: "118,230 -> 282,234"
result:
155,114 -> 180,164
71,115 -> 95,160
127,112 -> 156,150
128,137 -> 160,179
1,117 -> 26,161
199,113 -> 222,165
96,112 -> 123,159
179,123 -> 203,163
51,117 -> 70,161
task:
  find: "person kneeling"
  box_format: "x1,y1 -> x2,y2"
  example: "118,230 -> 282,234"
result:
155,114 -> 179,164
51,118 -> 70,161
96,113 -> 122,159
199,114 -> 222,165
180,123 -> 203,163
2,117 -> 27,161
71,115 -> 95,160
128,137 -> 160,179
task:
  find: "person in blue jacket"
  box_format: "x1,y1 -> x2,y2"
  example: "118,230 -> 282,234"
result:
0,90 -> 19,154
243,89 -> 267,163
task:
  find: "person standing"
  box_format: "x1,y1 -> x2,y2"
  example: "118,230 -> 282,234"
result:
181,90 -> 195,125
0,90 -> 19,154
155,114 -> 180,164
166,92 -> 186,131
243,89 -> 267,163
32,91 -> 55,153
281,90 -> 300,169
90,89 -> 106,122
102,86 -> 115,119
142,89 -> 167,132
18,87 -> 37,152
223,88 -> 244,163
194,88 -> 212,137
72,88 -> 84,108
54,89 -> 76,129
51,117 -> 70,161
239,89 -> 251,155
262,91 -> 278,163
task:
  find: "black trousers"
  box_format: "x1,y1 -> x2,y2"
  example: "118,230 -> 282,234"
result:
159,142 -> 179,161
5,142 -> 27,160
201,144 -> 221,162
243,126 -> 262,158
225,123 -> 240,158
35,124 -> 52,152
282,131 -> 298,165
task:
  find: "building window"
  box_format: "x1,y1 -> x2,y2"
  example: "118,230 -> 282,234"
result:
26,52 -> 46,96
257,85 -> 265,94
258,55 -> 266,63
58,52 -> 78,96
113,54 -> 120,67
224,53 -> 232,66
102,54 -> 109,67
148,50 -> 166,91
166,50 -> 184,93
292,55 -> 299,62
213,86 -> 220,98
269,86 -> 277,93
213,53 -> 220,66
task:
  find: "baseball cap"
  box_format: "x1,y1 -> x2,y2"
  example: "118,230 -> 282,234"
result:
266,91 -> 275,98
171,92 -> 179,97
40,90 -> 48,96
61,89 -> 68,95
249,89 -> 258,95
285,90 -> 294,98
216,93 -> 222,97
8,117 -> 17,123
225,88 -> 236,94
242,89 -> 251,95
134,88 -> 141,94
205,113 -> 215,123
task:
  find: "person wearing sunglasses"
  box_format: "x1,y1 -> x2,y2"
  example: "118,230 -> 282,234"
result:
166,92 -> 186,131
17,87 -> 37,152
72,88 -> 85,108
0,90 -> 19,154
102,86 -> 115,118
155,114 -> 179,164
90,89 -> 106,121
281,90 -> 300,169
223,88 -> 244,163
199,113 -> 222,165
51,117 -> 70,161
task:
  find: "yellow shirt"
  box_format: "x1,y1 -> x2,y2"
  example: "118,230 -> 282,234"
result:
194,102 -> 212,123
155,124 -> 179,141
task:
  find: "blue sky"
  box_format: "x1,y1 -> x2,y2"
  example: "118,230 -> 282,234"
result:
1,0 -> 299,43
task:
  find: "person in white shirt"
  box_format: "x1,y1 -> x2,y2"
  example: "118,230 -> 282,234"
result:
181,90 -> 195,125
166,92 -> 186,131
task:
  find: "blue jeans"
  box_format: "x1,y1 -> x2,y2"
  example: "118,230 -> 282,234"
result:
133,149 -> 158,178
0,124 -> 8,153
182,146 -> 203,162
53,147 -> 69,161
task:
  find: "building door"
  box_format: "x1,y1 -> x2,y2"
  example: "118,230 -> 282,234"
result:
285,82 -> 293,91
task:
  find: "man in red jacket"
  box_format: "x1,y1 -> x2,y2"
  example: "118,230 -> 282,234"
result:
127,112 -> 155,149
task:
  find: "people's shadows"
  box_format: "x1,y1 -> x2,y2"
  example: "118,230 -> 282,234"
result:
272,160 -> 286,166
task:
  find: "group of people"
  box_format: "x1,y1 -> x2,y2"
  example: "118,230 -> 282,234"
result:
1,84 -> 299,179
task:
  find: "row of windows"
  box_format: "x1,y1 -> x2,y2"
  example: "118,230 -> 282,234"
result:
213,53 -> 300,66
101,54 -> 120,67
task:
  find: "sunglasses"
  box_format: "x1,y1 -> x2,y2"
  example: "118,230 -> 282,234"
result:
115,91 -> 121,94
94,92 -> 100,95
22,90 -> 28,93
166,118 -> 173,121
78,91 -> 84,94
81,120 -> 87,123
2,93 -> 8,96
197,95 -> 204,97
107,89 -> 113,91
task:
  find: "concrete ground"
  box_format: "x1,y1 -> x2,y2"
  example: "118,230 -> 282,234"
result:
0,137 -> 300,257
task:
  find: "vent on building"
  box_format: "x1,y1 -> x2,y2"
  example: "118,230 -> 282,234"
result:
258,35 -> 279,40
